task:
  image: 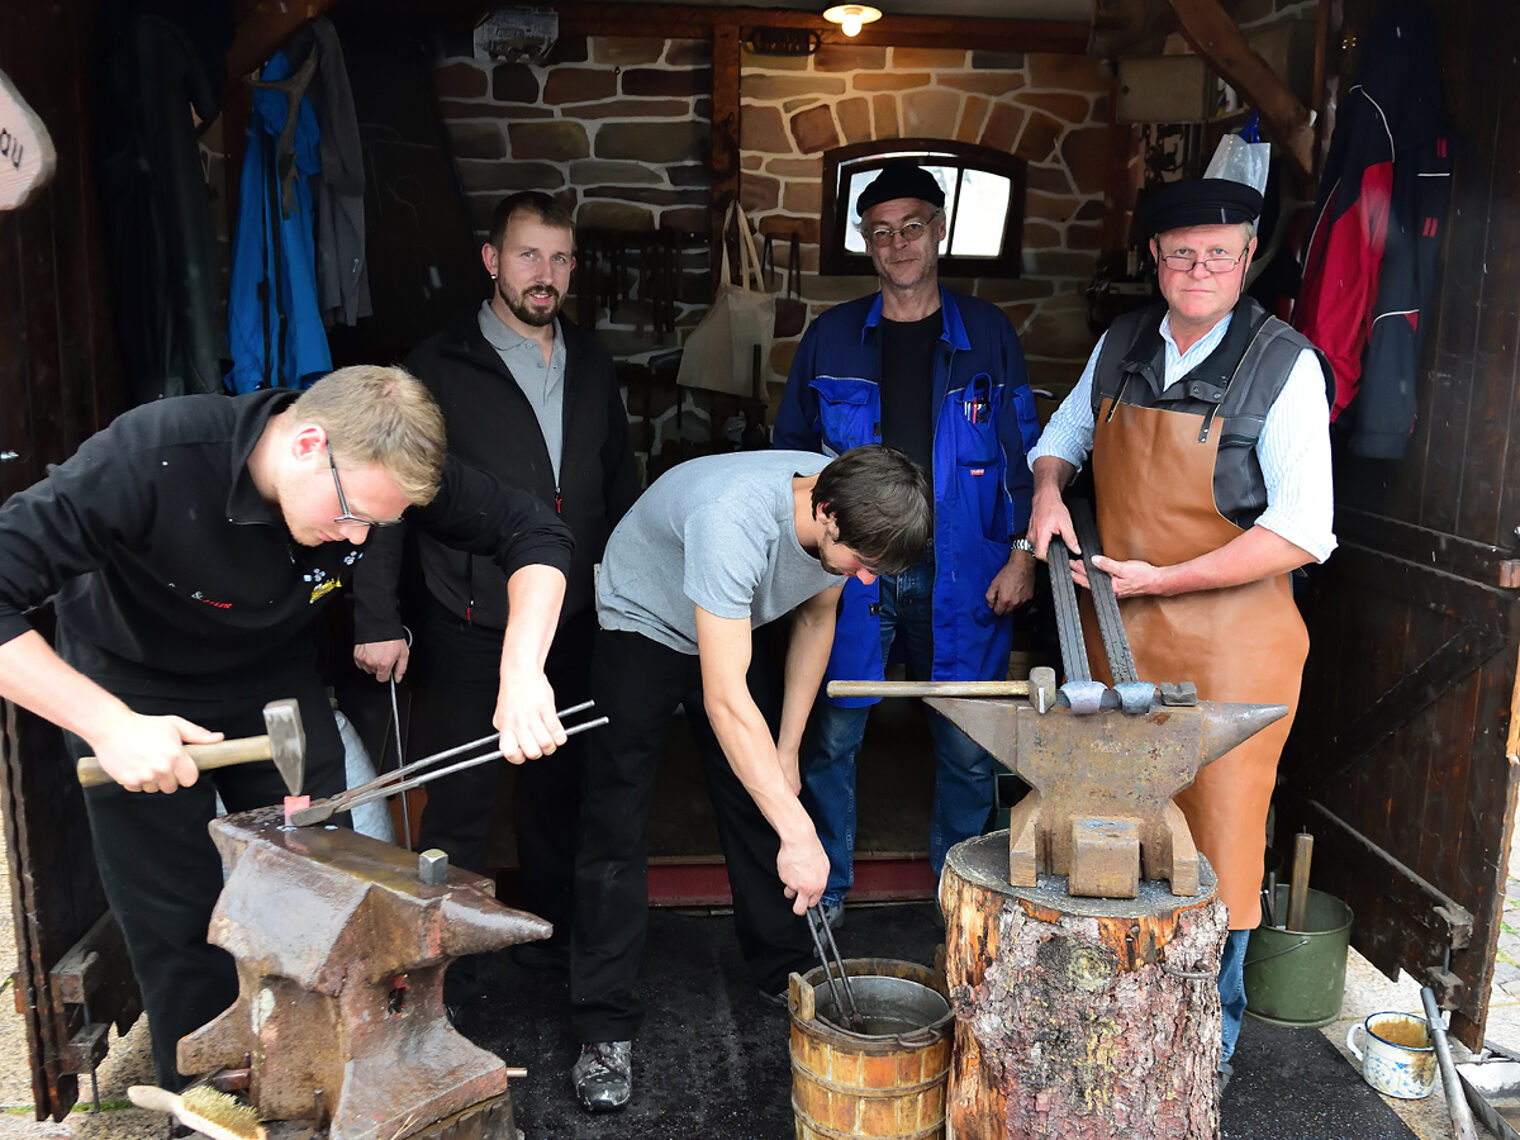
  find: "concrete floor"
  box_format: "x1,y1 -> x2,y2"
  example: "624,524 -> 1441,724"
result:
0,825 -> 1516,1139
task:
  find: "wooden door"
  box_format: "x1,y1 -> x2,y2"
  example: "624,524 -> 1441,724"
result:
1276,0 -> 1520,1050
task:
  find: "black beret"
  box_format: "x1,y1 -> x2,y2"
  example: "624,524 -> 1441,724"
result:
1141,178 -> 1264,235
856,162 -> 946,217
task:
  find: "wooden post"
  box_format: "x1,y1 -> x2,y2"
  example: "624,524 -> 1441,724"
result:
942,833 -> 1227,1139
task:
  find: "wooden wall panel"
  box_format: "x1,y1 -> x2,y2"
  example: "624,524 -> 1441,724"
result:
1282,0 -> 1520,1046
0,0 -> 122,502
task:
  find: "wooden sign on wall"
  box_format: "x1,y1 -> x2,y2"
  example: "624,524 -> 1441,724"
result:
0,69 -> 57,211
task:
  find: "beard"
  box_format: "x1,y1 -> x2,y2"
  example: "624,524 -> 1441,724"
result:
499,279 -> 563,327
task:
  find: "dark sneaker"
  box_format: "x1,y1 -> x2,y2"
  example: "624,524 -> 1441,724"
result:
572,1040 -> 633,1112
1217,1057 -> 1234,1099
821,900 -> 845,930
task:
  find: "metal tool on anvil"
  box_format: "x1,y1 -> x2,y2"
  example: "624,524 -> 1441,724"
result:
824,499 -> 1288,900
75,697 -> 305,793
288,699 -> 607,826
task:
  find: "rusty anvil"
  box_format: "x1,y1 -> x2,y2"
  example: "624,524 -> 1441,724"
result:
177,806 -> 550,1140
924,677 -> 1285,898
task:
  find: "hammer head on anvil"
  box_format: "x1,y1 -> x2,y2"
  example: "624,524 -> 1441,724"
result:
262,698 -> 306,796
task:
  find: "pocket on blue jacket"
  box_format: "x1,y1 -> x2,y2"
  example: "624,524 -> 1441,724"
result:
810,376 -> 879,452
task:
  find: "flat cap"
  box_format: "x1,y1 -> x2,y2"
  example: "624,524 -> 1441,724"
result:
856,162 -> 946,217
1142,178 -> 1264,235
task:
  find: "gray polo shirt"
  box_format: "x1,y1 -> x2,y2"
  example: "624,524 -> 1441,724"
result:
477,300 -> 566,481
597,451 -> 841,654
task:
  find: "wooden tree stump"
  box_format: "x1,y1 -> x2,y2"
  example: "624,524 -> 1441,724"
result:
942,832 -> 1227,1139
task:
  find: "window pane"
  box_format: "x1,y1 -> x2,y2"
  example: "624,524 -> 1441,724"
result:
949,170 -> 1011,257
842,160 -> 955,253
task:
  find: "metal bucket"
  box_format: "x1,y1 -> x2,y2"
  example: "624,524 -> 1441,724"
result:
788,957 -> 952,1140
1244,886 -> 1354,1028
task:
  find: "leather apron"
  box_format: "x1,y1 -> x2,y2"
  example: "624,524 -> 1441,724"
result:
1081,397 -> 1307,930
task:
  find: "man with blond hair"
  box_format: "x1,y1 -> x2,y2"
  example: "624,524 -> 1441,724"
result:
0,365 -> 573,1091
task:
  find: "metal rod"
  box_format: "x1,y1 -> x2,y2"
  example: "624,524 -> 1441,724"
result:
349,699 -> 599,802
805,907 -> 863,1032
1070,498 -> 1138,685
825,680 -> 1030,699
1421,986 -> 1479,1140
1046,538 -> 1091,683
346,716 -> 609,810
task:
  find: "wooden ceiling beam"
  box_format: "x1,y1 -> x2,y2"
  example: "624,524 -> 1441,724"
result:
1164,0 -> 1315,187
552,5 -> 1091,54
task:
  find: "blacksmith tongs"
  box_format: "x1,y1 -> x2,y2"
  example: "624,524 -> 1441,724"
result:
287,700 -> 608,826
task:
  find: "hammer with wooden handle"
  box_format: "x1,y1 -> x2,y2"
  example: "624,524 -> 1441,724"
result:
75,698 -> 306,794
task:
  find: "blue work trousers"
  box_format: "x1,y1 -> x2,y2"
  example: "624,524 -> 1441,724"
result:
800,555 -> 997,907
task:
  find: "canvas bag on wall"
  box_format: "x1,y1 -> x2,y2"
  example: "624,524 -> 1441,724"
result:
676,202 -> 775,396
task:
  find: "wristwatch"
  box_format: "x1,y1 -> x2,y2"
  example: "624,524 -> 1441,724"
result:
1010,537 -> 1036,555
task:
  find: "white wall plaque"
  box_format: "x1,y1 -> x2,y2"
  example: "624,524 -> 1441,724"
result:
0,69 -> 57,211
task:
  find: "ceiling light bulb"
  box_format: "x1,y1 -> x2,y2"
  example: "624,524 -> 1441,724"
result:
823,5 -> 882,38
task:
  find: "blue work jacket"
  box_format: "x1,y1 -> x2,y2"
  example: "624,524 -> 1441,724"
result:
227,49 -> 331,392
774,287 -> 1040,706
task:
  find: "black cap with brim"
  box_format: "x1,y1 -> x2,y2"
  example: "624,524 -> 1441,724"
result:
856,162 -> 946,217
1141,178 -> 1264,235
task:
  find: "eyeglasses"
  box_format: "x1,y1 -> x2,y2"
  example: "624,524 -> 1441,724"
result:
327,442 -> 404,529
1159,251 -> 1248,274
864,218 -> 936,248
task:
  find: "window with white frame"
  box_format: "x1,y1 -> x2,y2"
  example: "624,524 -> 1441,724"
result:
820,139 -> 1027,277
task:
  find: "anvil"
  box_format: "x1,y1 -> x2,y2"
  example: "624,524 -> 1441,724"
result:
177,806 -> 551,1140
925,694 -> 1286,898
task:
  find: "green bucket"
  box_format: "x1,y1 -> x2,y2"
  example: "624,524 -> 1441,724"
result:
1243,886 -> 1354,1028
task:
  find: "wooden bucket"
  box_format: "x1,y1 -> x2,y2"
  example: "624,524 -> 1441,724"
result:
788,957 -> 952,1140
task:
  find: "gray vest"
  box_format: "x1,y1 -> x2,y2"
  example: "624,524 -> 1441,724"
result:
1090,297 -> 1331,530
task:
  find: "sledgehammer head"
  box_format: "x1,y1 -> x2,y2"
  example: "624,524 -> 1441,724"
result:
263,699 -> 306,796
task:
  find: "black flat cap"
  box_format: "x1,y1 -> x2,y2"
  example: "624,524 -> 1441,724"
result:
856,162 -> 946,217
1142,178 -> 1264,234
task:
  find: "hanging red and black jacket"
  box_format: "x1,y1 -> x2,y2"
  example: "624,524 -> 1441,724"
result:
1292,0 -> 1452,460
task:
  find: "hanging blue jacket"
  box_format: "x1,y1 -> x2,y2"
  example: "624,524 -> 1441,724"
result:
227,49 -> 331,392
774,287 -> 1040,706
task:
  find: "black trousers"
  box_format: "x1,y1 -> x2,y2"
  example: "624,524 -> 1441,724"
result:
569,628 -> 813,1043
412,598 -> 591,938
75,676 -> 345,1090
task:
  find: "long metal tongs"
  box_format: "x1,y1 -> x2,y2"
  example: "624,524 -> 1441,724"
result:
805,905 -> 865,1033
288,700 -> 608,827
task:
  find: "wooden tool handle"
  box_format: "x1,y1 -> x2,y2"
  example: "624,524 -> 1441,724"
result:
1286,831 -> 1314,932
825,680 -> 1031,699
76,735 -> 272,788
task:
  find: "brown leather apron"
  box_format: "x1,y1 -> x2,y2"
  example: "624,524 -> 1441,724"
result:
1080,397 -> 1307,930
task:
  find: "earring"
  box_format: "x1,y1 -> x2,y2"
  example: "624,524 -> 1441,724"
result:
490,273 -> 497,280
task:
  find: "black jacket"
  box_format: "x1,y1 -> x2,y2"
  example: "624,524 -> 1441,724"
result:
0,390 -> 573,697
353,309 -> 638,639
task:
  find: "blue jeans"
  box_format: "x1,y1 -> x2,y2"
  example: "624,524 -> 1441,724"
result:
1219,928 -> 1250,1062
800,555 -> 998,907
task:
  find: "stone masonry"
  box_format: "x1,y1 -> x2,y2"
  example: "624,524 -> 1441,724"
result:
433,35 -> 1114,400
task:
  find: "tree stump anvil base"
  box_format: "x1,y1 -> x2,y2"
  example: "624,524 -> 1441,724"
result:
942,832 -> 1226,1140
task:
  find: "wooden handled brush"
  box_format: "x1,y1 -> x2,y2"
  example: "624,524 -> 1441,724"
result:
128,1085 -> 266,1140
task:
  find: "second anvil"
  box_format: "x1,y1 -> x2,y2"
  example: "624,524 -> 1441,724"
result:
926,696 -> 1287,898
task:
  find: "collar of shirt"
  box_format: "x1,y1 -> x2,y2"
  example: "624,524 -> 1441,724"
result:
477,300 -> 561,365
1157,311 -> 1233,390
225,389 -> 300,526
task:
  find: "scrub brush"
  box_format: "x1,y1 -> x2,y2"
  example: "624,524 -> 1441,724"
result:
128,1084 -> 267,1140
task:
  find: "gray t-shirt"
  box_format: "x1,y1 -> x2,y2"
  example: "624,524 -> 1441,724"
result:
597,451 -> 841,654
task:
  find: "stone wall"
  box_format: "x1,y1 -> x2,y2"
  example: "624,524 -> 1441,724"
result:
432,33 -> 1114,398
738,43 -> 1111,395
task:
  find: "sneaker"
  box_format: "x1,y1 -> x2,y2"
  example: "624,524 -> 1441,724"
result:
571,1040 -> 632,1112
1216,1057 -> 1234,1099
821,900 -> 845,930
